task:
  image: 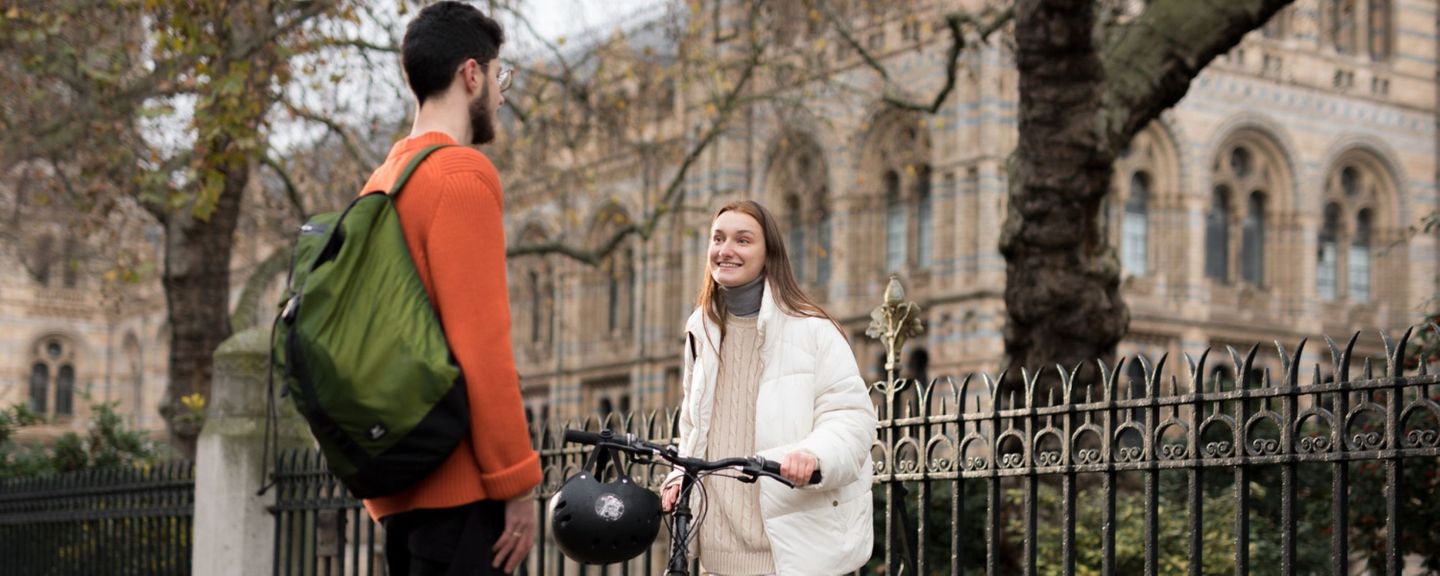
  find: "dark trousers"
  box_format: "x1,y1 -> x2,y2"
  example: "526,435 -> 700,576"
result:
383,500 -> 506,576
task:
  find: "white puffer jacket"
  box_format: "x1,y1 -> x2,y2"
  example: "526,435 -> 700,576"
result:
666,284 -> 877,575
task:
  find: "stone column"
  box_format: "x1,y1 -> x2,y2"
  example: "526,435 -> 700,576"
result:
192,326 -> 312,576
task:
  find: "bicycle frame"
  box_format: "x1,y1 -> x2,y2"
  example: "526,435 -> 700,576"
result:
665,473 -> 699,576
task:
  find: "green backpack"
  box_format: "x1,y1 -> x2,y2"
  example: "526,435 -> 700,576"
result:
268,144 -> 467,498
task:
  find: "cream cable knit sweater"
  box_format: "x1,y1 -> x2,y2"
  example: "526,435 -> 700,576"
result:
697,315 -> 775,575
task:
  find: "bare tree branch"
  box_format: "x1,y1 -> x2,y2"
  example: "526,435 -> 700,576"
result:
817,0 -> 893,84
261,154 -> 309,221
818,1 -> 1013,114
506,5 -> 769,264
315,37 -> 400,53
282,100 -> 382,167
492,2 -> 577,81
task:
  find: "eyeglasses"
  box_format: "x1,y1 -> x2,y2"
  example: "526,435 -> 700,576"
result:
498,67 -> 514,93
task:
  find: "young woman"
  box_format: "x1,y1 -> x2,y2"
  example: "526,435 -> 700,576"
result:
660,200 -> 876,575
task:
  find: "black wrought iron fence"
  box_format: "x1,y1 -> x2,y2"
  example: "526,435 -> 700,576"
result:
270,449 -> 385,576
0,461 -> 195,576
869,331 -> 1440,576
267,330 -> 1440,576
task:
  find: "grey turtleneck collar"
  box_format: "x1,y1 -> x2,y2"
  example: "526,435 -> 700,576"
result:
721,274 -> 765,318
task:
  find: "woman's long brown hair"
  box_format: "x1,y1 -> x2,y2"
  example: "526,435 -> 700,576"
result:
694,200 -> 841,351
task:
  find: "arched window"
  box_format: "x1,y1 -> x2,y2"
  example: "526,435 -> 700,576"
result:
1322,159 -> 1391,305
529,271 -> 543,343
816,208 -> 832,287
765,132 -> 831,293
56,365 -> 74,417
1211,139 -> 1287,288
601,247 -> 636,334
1206,187 -> 1230,281
1342,166 -> 1360,197
1231,147 -> 1251,178
1112,126 -> 1178,281
622,248 -> 635,332
915,165 -> 934,269
861,113 -> 931,278
1332,0 -> 1358,54
1368,0 -> 1391,60
1350,209 -> 1372,302
885,170 -> 906,272
29,363 -> 48,414
1242,192 -> 1267,286
588,208 -> 634,338
62,237 -> 79,289
1122,172 -> 1150,276
31,234 -> 55,287
1318,203 -> 1341,300
29,336 -> 77,418
515,225 -> 555,349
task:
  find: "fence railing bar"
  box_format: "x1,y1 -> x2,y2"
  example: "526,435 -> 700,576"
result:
1281,388 -> 1298,574
1061,470 -> 1076,576
1386,380 -> 1403,576
1333,377 -> 1351,576
1023,473 -> 1037,576
1102,385 -> 1118,576
954,474 -> 965,576
1144,386 -> 1161,576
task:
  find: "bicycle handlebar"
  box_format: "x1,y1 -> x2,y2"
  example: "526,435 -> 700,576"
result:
562,428 -> 822,487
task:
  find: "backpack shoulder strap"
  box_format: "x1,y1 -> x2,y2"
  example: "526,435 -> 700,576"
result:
388,144 -> 451,200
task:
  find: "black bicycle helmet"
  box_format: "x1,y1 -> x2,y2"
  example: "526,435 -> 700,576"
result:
548,448 -> 662,564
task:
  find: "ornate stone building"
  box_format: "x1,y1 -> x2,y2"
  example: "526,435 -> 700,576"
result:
0,202 -> 166,438
503,0 -> 1440,423
4,0 -> 1435,436
0,184 -> 281,440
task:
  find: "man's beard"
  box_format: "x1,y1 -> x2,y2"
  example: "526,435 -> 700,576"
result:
469,85 -> 496,145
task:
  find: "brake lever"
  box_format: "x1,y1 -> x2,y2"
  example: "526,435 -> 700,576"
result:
740,459 -> 795,488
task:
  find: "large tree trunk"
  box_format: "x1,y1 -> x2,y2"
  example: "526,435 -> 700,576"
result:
161,161 -> 247,456
1002,0 -> 1125,374
1000,0 -> 1295,373
159,5 -> 284,457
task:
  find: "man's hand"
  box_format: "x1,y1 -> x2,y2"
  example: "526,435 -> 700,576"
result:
491,495 -> 536,573
780,451 -> 819,487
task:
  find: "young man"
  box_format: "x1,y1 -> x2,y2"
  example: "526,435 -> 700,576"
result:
359,3 -> 541,575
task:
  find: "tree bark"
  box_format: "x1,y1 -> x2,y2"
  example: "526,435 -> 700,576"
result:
1001,0 -> 1294,373
161,161 -> 246,457
1003,0 -> 1123,374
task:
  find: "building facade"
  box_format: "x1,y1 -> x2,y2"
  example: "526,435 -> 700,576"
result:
0,184 -> 282,440
502,0 -> 1440,424
2,0 -> 1435,436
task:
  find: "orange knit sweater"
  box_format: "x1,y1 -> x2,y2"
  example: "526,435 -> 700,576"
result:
359,132 -> 542,521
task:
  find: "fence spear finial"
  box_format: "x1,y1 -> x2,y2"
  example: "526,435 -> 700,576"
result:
866,275 -> 925,377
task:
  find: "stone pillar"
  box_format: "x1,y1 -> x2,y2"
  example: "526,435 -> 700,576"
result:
192,326 -> 312,576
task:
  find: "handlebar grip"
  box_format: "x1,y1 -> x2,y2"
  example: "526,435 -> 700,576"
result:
563,429 -> 604,445
760,458 -> 823,485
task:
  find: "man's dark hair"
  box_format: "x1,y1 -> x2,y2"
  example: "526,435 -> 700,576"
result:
402,1 -> 505,105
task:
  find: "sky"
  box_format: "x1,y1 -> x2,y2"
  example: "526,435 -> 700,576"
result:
259,0 -> 673,153
514,0 -> 669,49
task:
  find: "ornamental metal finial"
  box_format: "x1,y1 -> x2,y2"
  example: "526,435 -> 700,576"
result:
866,275 -> 925,375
